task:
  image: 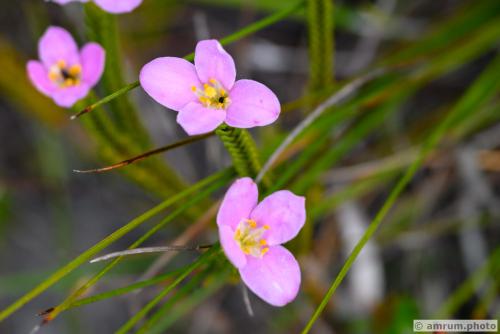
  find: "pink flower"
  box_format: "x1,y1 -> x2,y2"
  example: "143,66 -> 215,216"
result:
50,0 -> 143,14
27,26 -> 105,108
217,178 -> 306,306
140,40 -> 281,135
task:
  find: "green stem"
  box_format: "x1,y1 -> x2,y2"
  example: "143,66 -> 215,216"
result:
215,125 -> 265,183
307,0 -> 334,94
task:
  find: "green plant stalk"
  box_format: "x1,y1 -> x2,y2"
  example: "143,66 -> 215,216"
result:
216,124 -> 267,184
0,169 -> 232,323
79,0 -> 305,114
115,245 -> 221,334
44,175 -> 230,322
306,0 -> 334,94
301,53 -> 500,334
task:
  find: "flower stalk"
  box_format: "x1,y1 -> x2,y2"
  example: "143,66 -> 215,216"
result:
216,125 -> 268,185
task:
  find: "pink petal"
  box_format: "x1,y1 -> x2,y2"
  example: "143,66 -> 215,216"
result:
217,177 -> 258,229
140,57 -> 201,111
26,60 -> 56,96
239,245 -> 301,307
194,40 -> 236,90
225,79 -> 280,128
80,42 -> 105,87
176,102 -> 225,135
250,191 -> 306,246
219,225 -> 247,269
94,0 -> 142,13
52,83 -> 90,108
39,26 -> 79,67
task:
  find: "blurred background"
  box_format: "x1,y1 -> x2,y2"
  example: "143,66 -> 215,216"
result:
0,0 -> 499,333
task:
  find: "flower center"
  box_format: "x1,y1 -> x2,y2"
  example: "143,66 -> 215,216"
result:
48,59 -> 82,87
234,219 -> 270,258
191,78 -> 230,110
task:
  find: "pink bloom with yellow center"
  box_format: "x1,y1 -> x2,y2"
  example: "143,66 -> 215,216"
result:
217,178 -> 306,306
50,0 -> 143,14
27,26 -> 105,108
140,40 -> 281,135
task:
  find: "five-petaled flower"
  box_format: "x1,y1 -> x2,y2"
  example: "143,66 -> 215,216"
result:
50,0 -> 143,14
217,177 -> 306,306
140,40 -> 281,135
27,26 -> 105,108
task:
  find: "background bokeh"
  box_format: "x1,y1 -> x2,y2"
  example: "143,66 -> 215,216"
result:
0,0 -> 499,333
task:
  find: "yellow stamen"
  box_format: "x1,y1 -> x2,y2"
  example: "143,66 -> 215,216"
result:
191,78 -> 230,109
48,59 -> 81,87
246,219 -> 257,228
263,224 -> 270,230
48,71 -> 59,81
233,220 -> 270,258
68,64 -> 81,76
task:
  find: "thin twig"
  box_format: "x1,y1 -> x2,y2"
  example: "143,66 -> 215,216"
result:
73,132 -> 213,173
90,245 -> 213,263
256,68 -> 386,183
